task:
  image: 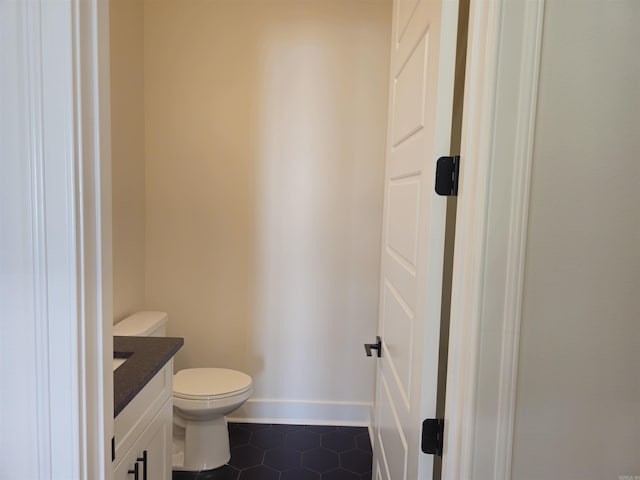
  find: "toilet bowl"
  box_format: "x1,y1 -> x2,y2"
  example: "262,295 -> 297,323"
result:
113,311 -> 253,472
172,368 -> 252,471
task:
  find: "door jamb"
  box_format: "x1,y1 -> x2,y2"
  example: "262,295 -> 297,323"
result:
441,1 -> 545,478
75,0 -> 114,476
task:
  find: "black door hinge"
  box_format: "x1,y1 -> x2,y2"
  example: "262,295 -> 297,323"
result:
421,418 -> 444,456
112,436 -> 115,462
435,155 -> 460,196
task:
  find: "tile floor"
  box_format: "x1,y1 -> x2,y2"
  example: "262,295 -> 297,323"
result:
173,423 -> 372,480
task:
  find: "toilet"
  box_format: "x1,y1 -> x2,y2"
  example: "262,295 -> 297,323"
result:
113,311 -> 252,472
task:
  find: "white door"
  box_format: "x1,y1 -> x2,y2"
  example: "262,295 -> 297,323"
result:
373,0 -> 459,478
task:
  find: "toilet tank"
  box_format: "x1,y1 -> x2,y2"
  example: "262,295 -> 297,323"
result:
113,311 -> 168,337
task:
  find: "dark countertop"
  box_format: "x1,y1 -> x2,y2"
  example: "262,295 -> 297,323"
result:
113,336 -> 183,417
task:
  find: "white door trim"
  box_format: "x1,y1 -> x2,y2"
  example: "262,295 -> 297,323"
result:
74,0 -> 113,477
2,0 -> 113,477
442,1 -> 545,478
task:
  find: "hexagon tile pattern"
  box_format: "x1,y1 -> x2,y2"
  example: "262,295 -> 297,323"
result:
173,423 -> 372,480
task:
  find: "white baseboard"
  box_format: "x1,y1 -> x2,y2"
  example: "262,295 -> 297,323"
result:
228,398 -> 372,427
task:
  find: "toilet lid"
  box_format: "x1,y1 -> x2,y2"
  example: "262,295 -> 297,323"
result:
173,368 -> 252,399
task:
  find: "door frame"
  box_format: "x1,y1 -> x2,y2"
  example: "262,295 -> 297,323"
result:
76,0 -> 114,476
442,0 -> 545,478
8,0 -> 114,477
24,0 -> 545,477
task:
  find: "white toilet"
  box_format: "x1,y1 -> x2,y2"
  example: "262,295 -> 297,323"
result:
113,311 -> 253,472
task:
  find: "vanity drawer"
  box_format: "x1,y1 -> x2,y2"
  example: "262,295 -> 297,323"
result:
114,361 -> 173,465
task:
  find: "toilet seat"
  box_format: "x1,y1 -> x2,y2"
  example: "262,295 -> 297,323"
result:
173,368 -> 252,401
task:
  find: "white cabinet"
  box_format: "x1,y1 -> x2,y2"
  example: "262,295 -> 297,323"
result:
114,361 -> 173,480
114,400 -> 172,480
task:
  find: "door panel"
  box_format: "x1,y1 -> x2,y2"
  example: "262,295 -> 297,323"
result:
392,35 -> 428,145
390,131 -> 428,178
382,279 -> 415,408
373,0 -> 458,478
397,0 -> 419,43
379,376 -> 408,480
387,180 -> 421,267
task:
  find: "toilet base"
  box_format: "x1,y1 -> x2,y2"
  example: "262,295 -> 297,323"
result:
172,415 -> 230,471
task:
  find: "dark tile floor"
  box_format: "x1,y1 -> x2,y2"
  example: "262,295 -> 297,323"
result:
173,423 -> 372,480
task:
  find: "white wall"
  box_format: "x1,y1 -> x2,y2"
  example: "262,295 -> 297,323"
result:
511,1 -> 640,478
110,0 -> 147,323
143,0 -> 391,423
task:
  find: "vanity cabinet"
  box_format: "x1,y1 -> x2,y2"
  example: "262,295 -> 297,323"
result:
114,400 -> 172,480
114,361 -> 174,480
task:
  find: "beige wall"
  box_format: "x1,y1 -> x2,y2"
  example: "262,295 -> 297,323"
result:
511,1 -> 640,478
110,0 -> 146,323
144,0 -> 390,417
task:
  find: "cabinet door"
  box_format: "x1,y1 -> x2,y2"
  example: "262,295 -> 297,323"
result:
114,363 -> 173,465
114,399 -> 172,480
